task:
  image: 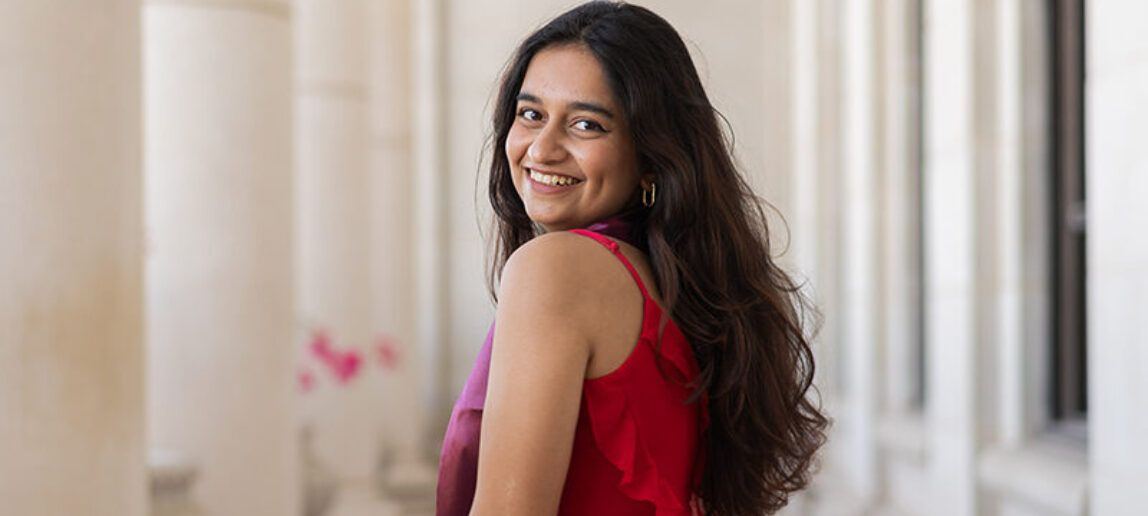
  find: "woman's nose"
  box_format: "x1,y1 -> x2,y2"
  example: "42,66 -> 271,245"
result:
527,122 -> 567,163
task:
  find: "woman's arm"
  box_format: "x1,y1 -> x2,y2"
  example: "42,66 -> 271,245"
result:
469,232 -> 615,515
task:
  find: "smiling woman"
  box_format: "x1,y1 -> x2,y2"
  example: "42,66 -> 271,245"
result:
506,44 -> 645,231
437,2 -> 827,515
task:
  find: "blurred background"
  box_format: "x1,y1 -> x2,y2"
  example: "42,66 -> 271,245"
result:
2,0 -> 1144,515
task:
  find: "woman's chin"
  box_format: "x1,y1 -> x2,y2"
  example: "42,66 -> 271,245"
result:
526,209 -> 572,232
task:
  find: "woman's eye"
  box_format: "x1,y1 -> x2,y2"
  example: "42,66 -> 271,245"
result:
518,108 -> 542,122
573,119 -> 605,132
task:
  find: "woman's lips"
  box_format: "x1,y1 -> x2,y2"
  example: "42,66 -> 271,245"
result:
527,168 -> 583,193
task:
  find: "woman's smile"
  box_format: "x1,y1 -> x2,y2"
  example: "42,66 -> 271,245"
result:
528,166 -> 583,187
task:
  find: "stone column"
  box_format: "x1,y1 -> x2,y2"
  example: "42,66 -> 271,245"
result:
1087,0 -> 1148,513
971,0 -> 1003,457
873,1 -> 930,513
0,3 -> 144,515
814,0 -> 845,402
368,0 -> 437,487
295,0 -> 382,482
412,0 -> 453,443
922,0 -> 978,515
879,0 -> 925,418
143,1 -> 297,514
993,0 -> 1026,448
840,0 -> 882,502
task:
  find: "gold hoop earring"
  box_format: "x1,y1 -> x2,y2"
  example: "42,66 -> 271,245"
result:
642,183 -> 656,208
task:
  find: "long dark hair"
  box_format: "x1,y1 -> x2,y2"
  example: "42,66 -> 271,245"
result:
486,2 -> 828,514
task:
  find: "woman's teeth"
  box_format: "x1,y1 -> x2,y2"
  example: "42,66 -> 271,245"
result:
529,169 -> 581,186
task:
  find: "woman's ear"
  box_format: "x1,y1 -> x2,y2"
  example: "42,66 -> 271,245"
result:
640,174 -> 656,190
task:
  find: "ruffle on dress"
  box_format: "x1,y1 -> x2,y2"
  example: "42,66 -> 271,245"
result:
581,300 -> 709,516
583,362 -> 689,514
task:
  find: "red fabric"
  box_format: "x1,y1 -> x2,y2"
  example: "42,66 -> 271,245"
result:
437,228 -> 708,515
559,229 -> 708,515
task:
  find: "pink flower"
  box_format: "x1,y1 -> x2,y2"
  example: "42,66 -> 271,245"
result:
308,328 -> 363,385
310,331 -> 334,362
333,350 -> 362,384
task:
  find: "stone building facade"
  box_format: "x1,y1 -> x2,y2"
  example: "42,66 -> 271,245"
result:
2,1 -> 1145,515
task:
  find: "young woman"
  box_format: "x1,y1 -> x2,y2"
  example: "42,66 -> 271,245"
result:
438,2 -> 827,514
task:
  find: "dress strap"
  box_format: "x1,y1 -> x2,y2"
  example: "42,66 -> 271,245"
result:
567,229 -> 651,300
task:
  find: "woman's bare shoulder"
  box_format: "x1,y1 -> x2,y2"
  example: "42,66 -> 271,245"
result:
506,230 -> 604,264
498,231 -> 642,331
501,232 -> 619,292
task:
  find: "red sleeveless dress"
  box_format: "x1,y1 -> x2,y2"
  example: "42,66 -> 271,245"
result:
437,228 -> 708,515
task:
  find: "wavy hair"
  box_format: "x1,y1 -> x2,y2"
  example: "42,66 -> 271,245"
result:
485,2 -> 828,514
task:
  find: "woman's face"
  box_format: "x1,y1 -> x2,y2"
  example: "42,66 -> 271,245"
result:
506,44 -> 643,232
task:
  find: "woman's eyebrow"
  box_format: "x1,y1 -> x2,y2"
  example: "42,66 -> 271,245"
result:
516,92 -> 616,119
569,101 -> 615,119
516,92 -> 541,104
